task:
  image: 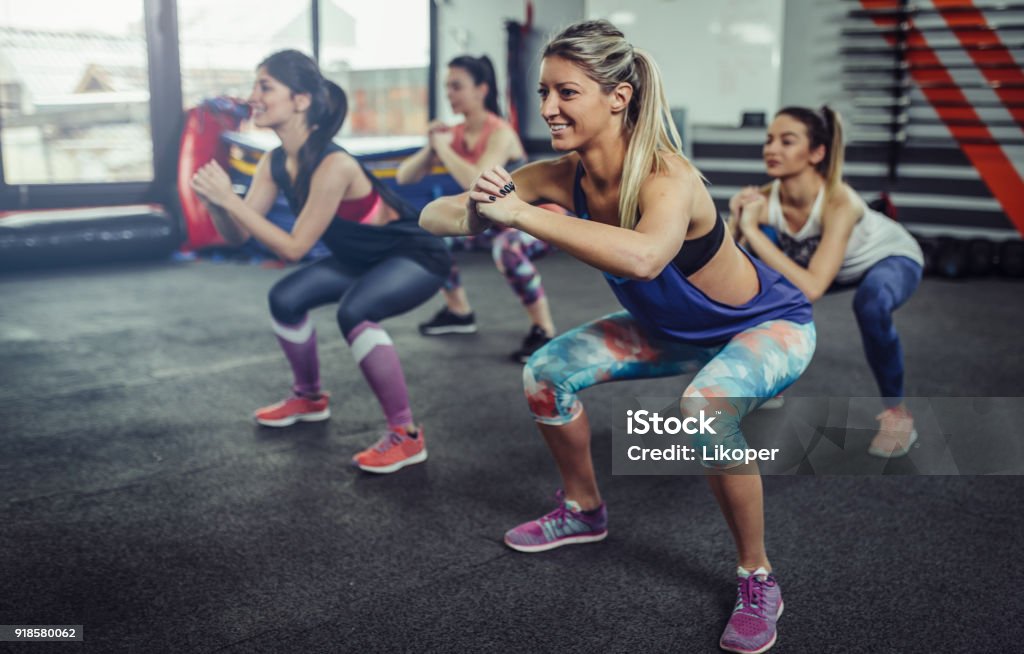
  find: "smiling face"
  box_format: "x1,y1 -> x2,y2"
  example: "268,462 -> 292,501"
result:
538,55 -> 627,152
763,113 -> 826,179
247,67 -> 308,129
445,66 -> 486,115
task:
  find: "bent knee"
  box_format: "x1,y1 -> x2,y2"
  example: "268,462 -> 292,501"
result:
268,285 -> 305,325
853,285 -> 895,321
523,350 -> 581,424
336,303 -> 372,337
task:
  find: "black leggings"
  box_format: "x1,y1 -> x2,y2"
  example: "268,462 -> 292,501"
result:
268,256 -> 446,336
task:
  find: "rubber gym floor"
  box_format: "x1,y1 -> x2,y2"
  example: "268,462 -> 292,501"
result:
1,250 -> 1022,653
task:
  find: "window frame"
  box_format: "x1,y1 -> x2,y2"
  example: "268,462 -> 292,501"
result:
0,0 -> 436,212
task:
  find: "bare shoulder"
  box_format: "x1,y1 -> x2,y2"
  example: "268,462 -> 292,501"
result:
820,183 -> 863,236
641,153 -> 707,200
324,149 -> 360,173
516,152 -> 576,176
491,124 -> 525,157
652,152 -> 703,186
652,153 -> 722,230
314,150 -> 361,182
512,153 -> 577,199
825,182 -> 862,217
493,123 -> 520,143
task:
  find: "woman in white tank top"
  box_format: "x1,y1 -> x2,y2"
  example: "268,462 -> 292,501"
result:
728,106 -> 924,459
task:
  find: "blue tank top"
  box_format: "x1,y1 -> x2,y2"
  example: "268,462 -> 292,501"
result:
572,163 -> 812,346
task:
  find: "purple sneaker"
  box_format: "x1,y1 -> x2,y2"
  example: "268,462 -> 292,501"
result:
504,490 -> 608,553
719,567 -> 784,654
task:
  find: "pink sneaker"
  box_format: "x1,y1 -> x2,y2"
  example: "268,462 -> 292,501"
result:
253,393 -> 330,427
504,490 -> 608,553
868,406 -> 917,458
719,567 -> 784,654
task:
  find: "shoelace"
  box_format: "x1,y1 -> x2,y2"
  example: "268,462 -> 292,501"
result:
543,505 -> 573,530
541,490 -> 575,529
736,574 -> 775,618
372,431 -> 404,454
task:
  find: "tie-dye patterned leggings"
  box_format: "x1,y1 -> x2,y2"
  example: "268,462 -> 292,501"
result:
444,228 -> 553,306
523,311 -> 817,467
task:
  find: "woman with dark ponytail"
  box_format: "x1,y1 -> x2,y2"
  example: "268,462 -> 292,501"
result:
398,54 -> 561,363
191,49 -> 450,474
729,105 -> 924,458
398,55 -> 518,190
423,21 -> 815,654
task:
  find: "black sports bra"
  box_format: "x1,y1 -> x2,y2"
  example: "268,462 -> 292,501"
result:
572,162 -> 724,276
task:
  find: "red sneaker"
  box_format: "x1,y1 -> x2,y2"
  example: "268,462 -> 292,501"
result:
253,393 -> 330,427
352,425 -> 427,474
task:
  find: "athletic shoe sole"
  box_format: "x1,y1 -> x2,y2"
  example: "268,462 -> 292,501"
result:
419,324 -> 478,335
254,408 -> 331,428
353,448 -> 428,474
868,428 -> 919,458
504,530 -> 608,553
719,600 -> 784,654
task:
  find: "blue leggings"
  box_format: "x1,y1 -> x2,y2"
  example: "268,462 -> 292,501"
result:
841,256 -> 922,406
759,227 -> 921,406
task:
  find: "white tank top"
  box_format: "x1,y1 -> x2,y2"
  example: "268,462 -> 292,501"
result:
767,180 -> 924,284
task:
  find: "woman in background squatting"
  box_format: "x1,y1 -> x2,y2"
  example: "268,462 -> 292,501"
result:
397,54 -> 560,362
421,21 -> 815,654
729,106 -> 923,458
191,50 -> 449,474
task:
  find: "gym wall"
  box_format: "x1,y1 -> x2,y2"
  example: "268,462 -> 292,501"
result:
434,0 -> 1023,238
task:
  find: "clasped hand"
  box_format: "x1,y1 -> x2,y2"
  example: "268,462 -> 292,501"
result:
190,160 -> 236,208
466,165 -> 523,230
730,186 -> 768,233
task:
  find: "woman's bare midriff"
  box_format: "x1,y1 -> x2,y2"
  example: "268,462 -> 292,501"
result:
348,166 -> 400,226
363,200 -> 400,226
683,180 -> 760,307
686,234 -> 759,307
